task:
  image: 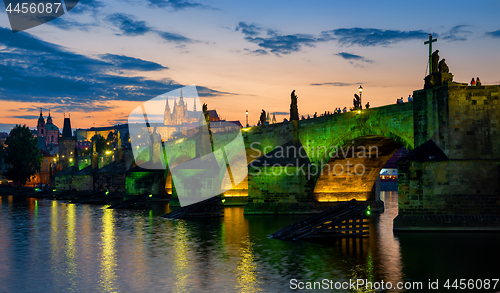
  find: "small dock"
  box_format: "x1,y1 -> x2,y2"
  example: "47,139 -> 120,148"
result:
270,200 -> 371,240
162,195 -> 224,219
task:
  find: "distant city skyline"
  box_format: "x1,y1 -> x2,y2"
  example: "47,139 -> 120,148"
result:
1,0 -> 500,132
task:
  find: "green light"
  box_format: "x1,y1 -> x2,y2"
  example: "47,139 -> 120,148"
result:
366,210 -> 371,216
105,190 -> 109,195
35,188 -> 40,191
149,194 -> 153,198
52,189 -> 56,192
221,199 -> 226,204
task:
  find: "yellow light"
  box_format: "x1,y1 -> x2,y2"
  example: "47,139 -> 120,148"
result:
105,151 -> 112,155
175,138 -> 185,144
69,158 -> 73,162
138,135 -> 141,138
358,85 -> 363,93
358,110 -> 361,114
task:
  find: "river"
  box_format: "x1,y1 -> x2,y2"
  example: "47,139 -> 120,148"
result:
1,192 -> 499,292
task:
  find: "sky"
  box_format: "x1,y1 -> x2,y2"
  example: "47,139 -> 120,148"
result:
1,0 -> 500,132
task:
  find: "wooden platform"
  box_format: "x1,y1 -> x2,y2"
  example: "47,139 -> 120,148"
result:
162,195 -> 224,219
270,200 -> 371,240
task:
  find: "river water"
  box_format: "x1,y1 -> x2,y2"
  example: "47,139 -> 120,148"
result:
1,192 -> 499,293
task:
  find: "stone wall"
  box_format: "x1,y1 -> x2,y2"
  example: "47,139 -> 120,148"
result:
125,170 -> 165,197
395,82 -> 500,230
413,83 -> 500,159
247,166 -> 313,204
398,160 -> 500,215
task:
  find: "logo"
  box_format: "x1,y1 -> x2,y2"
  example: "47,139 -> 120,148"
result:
3,0 -> 80,32
128,85 -> 248,207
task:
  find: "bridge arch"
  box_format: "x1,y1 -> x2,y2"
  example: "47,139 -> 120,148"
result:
312,134 -> 403,203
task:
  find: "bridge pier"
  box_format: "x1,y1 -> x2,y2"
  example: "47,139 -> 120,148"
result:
394,82 -> 500,231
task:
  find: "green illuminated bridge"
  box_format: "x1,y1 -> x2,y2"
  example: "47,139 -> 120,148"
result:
126,82 -> 500,229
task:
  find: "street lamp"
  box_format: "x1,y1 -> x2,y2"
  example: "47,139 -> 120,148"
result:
358,85 -> 363,109
245,110 -> 249,127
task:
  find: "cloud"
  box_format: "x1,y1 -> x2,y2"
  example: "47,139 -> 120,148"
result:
0,123 -> 18,133
237,24 -> 432,55
145,0 -> 208,10
68,0 -> 105,14
156,31 -> 192,43
321,28 -> 431,46
442,25 -> 472,42
48,17 -> 98,31
235,22 -> 262,37
335,52 -> 373,64
236,22 -> 323,55
271,112 -> 288,115
243,48 -> 268,56
106,13 -> 152,36
485,29 -> 500,38
0,27 -> 230,113
9,115 -> 42,120
311,82 -> 358,87
106,13 -> 192,43
99,54 -> 168,71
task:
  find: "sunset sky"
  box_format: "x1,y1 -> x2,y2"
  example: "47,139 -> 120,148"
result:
1,0 -> 500,133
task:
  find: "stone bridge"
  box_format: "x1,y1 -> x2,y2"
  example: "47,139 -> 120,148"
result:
146,100 -> 414,213
126,81 -> 500,228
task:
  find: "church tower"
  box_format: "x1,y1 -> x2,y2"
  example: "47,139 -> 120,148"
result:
172,89 -> 188,125
46,111 -> 53,125
272,113 -> 276,124
164,97 -> 172,125
37,108 -> 45,137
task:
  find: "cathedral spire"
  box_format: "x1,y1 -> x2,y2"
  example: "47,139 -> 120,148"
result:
179,89 -> 184,104
47,110 -> 52,124
164,97 -> 172,125
193,98 -> 196,112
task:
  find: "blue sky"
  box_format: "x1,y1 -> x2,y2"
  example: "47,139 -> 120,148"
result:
1,0 -> 500,131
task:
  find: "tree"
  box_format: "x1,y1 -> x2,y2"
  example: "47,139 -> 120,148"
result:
107,131 -> 116,143
4,125 -> 42,186
0,141 -> 4,160
290,90 -> 299,121
260,110 -> 266,126
91,134 -> 107,153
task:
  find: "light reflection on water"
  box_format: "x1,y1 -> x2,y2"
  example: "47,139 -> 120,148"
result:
0,193 -> 499,293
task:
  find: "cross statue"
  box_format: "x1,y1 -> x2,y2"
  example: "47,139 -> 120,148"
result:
424,34 -> 437,74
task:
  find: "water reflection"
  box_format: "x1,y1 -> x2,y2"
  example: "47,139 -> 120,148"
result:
172,220 -> 190,293
235,238 -> 261,293
0,195 -> 499,293
100,208 -> 118,292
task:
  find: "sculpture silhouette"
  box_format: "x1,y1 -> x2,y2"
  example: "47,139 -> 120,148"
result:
260,110 -> 267,126
431,50 -> 439,74
290,90 -> 299,121
438,59 -> 449,73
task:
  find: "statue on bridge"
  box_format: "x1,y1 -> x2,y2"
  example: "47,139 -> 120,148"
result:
290,90 -> 299,121
260,110 -> 267,126
353,94 -> 361,110
431,50 -> 439,75
438,59 -> 449,73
